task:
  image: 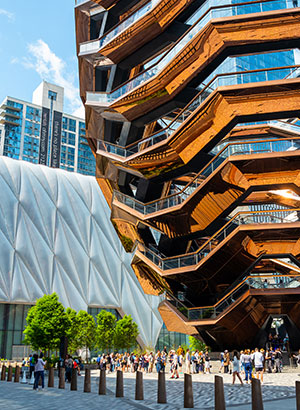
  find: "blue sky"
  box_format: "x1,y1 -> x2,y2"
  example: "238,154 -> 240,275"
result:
0,0 -> 83,116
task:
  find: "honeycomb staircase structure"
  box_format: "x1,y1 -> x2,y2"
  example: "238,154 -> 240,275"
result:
76,0 -> 300,349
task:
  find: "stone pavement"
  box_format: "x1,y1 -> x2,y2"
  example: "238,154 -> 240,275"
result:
0,369 -> 299,409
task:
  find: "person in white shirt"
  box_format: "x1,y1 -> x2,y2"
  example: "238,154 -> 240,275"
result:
185,349 -> 191,374
33,353 -> 46,390
170,351 -> 179,379
232,351 -> 243,385
252,348 -> 264,383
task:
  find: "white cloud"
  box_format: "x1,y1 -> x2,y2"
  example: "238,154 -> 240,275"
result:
0,9 -> 14,21
20,39 -> 82,116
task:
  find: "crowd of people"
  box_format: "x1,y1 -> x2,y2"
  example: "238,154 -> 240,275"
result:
95,346 -> 211,379
94,344 -> 288,384
19,340 -> 293,389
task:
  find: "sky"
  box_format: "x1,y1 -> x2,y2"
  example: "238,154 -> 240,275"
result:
0,0 -> 84,117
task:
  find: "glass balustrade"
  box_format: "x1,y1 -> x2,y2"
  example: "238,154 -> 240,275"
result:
137,209 -> 300,270
113,137 -> 300,215
169,274 -> 300,320
87,0 -> 294,102
80,0 -> 162,55
97,64 -> 300,157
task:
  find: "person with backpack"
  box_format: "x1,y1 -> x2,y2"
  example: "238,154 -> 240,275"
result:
29,354 -> 35,379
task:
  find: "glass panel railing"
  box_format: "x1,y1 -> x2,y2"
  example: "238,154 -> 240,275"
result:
87,0 -> 294,102
97,65 -> 300,158
137,209 -> 300,271
113,137 -> 300,214
181,275 -> 300,320
79,0 -> 162,55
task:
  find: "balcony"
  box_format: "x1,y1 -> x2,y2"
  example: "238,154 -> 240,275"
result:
134,208 -> 300,274
85,2 -> 300,119
78,0 -> 193,64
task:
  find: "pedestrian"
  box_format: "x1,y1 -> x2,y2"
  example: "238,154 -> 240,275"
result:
243,349 -> 252,383
265,349 -> 273,373
65,354 -> 73,382
29,354 -> 35,379
170,351 -> 179,379
224,350 -> 230,373
155,351 -> 162,373
293,349 -> 300,367
275,348 -> 282,373
204,350 -> 211,374
185,348 -> 191,374
252,348 -> 264,383
232,351 -> 243,385
33,353 -> 46,390
219,351 -> 224,373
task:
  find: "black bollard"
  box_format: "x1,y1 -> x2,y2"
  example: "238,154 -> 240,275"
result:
70,368 -> 77,391
1,365 -> 6,381
7,366 -> 13,382
116,370 -> 124,398
184,373 -> 194,408
99,369 -> 106,395
157,371 -> 167,404
215,375 -> 226,410
296,381 -> 300,410
252,378 -> 264,410
135,371 -> 144,401
84,368 -> 91,393
59,368 -> 65,389
14,366 -> 20,383
48,367 -> 54,388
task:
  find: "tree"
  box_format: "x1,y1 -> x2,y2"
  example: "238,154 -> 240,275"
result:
96,310 -> 117,352
74,311 -> 96,357
189,336 -> 210,352
65,307 -> 79,353
114,315 -> 139,351
23,293 -> 70,353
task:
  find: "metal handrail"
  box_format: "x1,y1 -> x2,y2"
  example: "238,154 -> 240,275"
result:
88,0 -> 294,103
137,208 -> 300,268
168,273 -> 300,320
113,136 -> 300,211
97,64 -> 300,155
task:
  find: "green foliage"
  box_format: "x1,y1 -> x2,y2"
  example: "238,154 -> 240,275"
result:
23,293 -> 70,352
96,310 -> 117,352
114,315 -> 139,351
44,355 -> 60,369
189,336 -> 210,352
67,310 -> 96,354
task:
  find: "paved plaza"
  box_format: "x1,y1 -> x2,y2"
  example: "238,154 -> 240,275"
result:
0,368 -> 299,410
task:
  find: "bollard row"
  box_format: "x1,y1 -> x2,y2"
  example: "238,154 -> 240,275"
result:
3,364 -> 300,410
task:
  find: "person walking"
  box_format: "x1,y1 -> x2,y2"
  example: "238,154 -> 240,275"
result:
224,350 -> 230,373
33,353 -> 46,390
243,349 -> 252,384
186,349 -> 191,374
252,348 -> 264,383
232,351 -> 243,385
29,354 -> 35,379
170,351 -> 179,379
65,354 -> 73,382
204,351 -> 211,374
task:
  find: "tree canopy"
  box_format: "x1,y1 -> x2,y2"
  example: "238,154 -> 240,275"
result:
189,336 -> 210,352
114,315 -> 139,351
96,310 -> 116,352
23,293 -> 70,352
23,293 -> 140,355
